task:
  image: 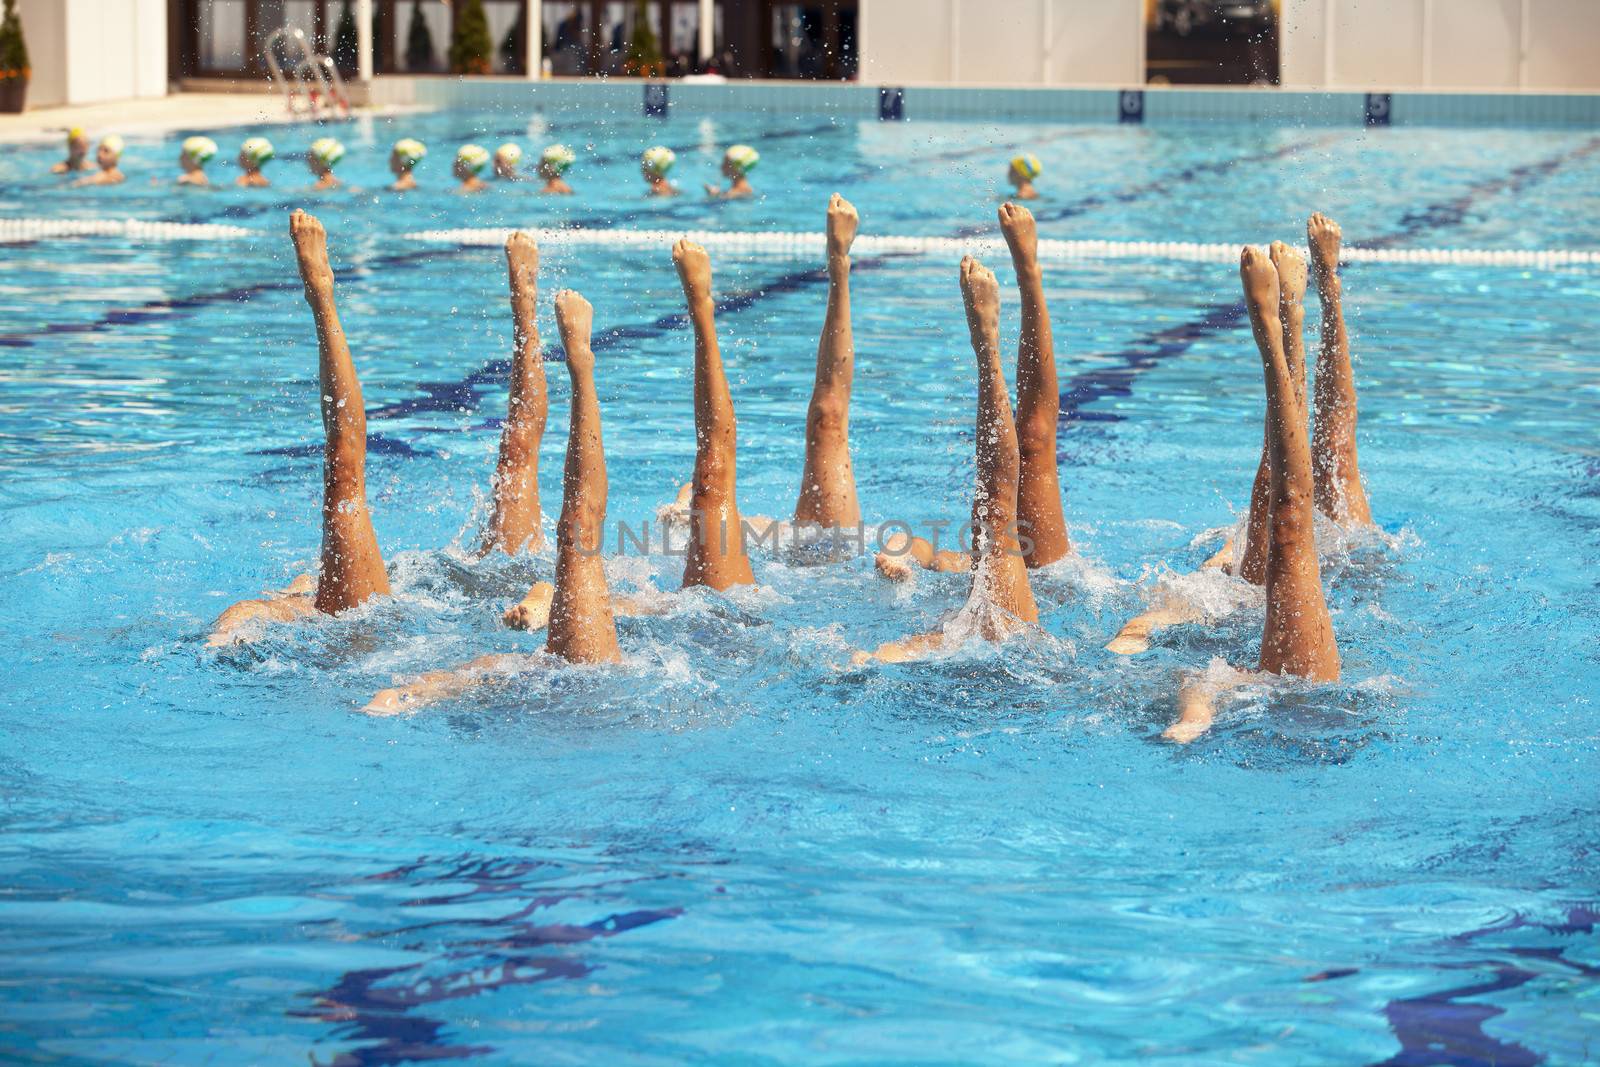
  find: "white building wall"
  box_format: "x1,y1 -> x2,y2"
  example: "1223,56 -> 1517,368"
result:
16,0 -> 167,109
860,0 -> 1142,86
865,0 -> 1600,91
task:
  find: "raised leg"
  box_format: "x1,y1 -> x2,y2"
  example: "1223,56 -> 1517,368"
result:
480,232 -> 549,555
794,194 -> 862,530
1308,213 -> 1374,526
545,291 -> 622,664
854,257 -> 1036,666
999,202 -> 1071,567
674,239 -> 756,591
964,256 -> 1039,631
1243,245 -> 1340,680
290,210 -> 390,615
1236,240 -> 1309,586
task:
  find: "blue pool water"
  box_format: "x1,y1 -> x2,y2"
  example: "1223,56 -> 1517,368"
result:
1,109 -> 1598,1064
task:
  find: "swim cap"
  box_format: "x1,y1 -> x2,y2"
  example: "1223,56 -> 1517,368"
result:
540,144 -> 576,175
309,137 -> 346,168
393,138 -> 427,168
240,137 -> 275,166
100,135 -> 125,159
68,126 -> 86,143
456,144 -> 491,175
1011,153 -> 1043,180
496,142 -> 523,166
182,136 -> 218,165
724,144 -> 760,176
641,145 -> 676,177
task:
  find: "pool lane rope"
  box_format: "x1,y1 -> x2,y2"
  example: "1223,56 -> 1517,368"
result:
405,226 -> 1600,270
0,217 -> 251,242
3,217 -> 1596,269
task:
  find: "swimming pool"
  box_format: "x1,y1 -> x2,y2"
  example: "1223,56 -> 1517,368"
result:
2,107 -> 1598,1064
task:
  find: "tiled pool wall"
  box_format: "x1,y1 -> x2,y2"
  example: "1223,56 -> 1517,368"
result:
368,76 -> 1600,128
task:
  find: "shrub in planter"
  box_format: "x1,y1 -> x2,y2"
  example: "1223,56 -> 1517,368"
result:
449,0 -> 492,76
0,0 -> 29,114
623,0 -> 663,77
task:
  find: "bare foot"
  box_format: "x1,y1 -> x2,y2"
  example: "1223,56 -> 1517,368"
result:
875,551 -> 914,582
283,572 -> 316,595
289,209 -> 333,298
506,230 -> 539,320
504,581 -> 554,630
553,290 -> 594,373
672,239 -> 712,299
959,255 -> 1001,343
997,201 -> 1038,265
1239,246 -> 1279,323
826,193 -> 859,260
1307,212 -> 1342,289
1270,240 -> 1307,308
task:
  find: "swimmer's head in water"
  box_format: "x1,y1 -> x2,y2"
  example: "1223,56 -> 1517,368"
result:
539,144 -> 576,179
723,144 -> 760,179
641,145 -> 676,179
308,137 -> 346,174
1009,153 -> 1042,183
494,142 -> 523,176
391,138 -> 427,174
97,135 -> 125,169
239,137 -> 275,170
454,143 -> 491,179
181,136 -> 218,170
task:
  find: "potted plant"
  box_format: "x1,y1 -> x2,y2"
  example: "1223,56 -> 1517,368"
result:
448,0 -> 492,75
0,0 -> 29,114
623,0 -> 663,78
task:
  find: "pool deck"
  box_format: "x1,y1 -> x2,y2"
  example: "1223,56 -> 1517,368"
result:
0,92 -> 418,145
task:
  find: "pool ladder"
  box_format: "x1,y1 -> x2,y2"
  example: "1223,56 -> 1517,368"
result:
264,26 -> 351,121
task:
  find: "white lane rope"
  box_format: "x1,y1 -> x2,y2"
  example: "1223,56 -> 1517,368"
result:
405,226 -> 1600,270
0,218 -> 251,243
3,217 -> 1595,269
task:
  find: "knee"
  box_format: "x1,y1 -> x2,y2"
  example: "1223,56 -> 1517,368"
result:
807,398 -> 847,436
1015,415 -> 1055,459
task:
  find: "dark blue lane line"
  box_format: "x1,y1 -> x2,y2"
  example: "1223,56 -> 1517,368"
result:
1060,301 -> 1247,426
955,131 -> 1345,239
1364,905 -> 1599,1067
1355,136 -> 1600,251
1056,134 -> 1600,434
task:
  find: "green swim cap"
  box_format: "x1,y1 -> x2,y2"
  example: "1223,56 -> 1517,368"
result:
393,138 -> 427,168
182,136 -> 218,165
641,145 -> 676,177
724,144 -> 760,176
456,144 -> 491,175
540,144 -> 576,175
309,137 -> 346,168
240,137 -> 275,167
